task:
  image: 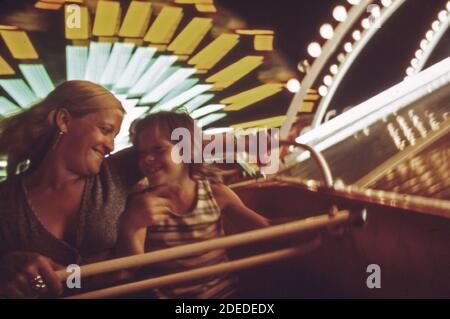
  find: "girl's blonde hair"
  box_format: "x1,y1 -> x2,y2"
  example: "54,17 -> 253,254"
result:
0,80 -> 124,177
130,111 -> 224,184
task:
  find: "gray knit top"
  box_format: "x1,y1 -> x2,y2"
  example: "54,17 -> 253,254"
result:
0,149 -> 140,265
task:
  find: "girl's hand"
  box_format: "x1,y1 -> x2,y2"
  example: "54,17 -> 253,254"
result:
121,190 -> 175,233
117,181 -> 175,257
0,252 -> 65,298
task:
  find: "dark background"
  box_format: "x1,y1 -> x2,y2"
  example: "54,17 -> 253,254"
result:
217,0 -> 449,111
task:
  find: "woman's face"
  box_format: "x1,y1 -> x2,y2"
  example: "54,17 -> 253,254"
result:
137,126 -> 188,187
60,108 -> 123,176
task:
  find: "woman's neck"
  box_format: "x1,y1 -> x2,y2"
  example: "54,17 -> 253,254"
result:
25,152 -> 83,190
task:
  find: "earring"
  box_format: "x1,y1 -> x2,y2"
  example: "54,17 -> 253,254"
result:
52,130 -> 65,150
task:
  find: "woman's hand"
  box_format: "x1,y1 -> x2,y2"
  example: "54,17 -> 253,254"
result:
0,251 -> 65,298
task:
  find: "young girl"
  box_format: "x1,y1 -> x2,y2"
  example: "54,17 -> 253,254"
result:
118,111 -> 270,299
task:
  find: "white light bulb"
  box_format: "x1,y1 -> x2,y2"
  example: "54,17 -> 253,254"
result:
286,78 -> 301,93
352,30 -> 361,41
420,39 -> 428,50
307,42 -> 322,58
432,20 -> 440,31
318,85 -> 328,97
426,30 -> 434,40
438,10 -> 448,22
347,0 -> 360,5
320,24 -> 334,40
371,5 -> 381,18
362,18 -> 371,29
330,64 -> 339,75
411,58 -> 418,67
415,50 -> 423,59
324,75 -> 333,86
344,42 -> 353,53
333,6 -> 348,22
406,67 -> 414,76
381,0 -> 392,7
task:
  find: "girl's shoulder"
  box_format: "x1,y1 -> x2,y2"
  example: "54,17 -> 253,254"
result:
208,181 -> 241,210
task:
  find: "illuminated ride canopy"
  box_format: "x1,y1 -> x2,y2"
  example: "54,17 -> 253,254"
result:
0,0 -> 295,170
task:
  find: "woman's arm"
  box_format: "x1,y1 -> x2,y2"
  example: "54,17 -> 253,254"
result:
212,183 -> 271,232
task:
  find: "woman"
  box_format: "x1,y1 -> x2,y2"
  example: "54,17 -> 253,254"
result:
0,80 -> 140,298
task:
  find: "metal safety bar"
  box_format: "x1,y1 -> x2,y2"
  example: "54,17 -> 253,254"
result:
66,237 -> 322,299
56,211 -> 350,282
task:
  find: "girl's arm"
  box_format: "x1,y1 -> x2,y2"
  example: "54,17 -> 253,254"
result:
212,183 -> 271,232
116,226 -> 147,257
116,188 -> 175,257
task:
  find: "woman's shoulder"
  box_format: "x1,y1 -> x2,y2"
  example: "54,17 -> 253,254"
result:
104,147 -> 142,192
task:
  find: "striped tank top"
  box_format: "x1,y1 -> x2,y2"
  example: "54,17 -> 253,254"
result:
143,179 -> 238,299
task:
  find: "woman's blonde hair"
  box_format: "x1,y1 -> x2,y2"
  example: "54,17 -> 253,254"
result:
130,111 -> 224,184
0,80 -> 124,177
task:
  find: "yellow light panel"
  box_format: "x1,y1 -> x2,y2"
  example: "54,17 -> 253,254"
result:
151,44 -> 168,51
65,5 -> 90,40
92,1 -> 121,37
206,56 -> 264,90
0,25 -> 18,30
119,1 -> 152,38
0,31 -> 38,59
177,55 -> 189,61
175,0 -> 214,3
34,1 -> 63,10
144,7 -> 183,45
124,38 -> 143,46
168,17 -> 213,55
222,83 -> 284,111
304,93 -> 320,101
188,34 -> 239,71
195,4 -> 217,12
254,34 -> 273,51
236,29 -> 274,35
0,55 -> 15,75
231,115 -> 286,129
299,102 -> 315,113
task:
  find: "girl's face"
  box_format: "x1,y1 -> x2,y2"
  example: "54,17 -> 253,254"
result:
137,126 -> 189,187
